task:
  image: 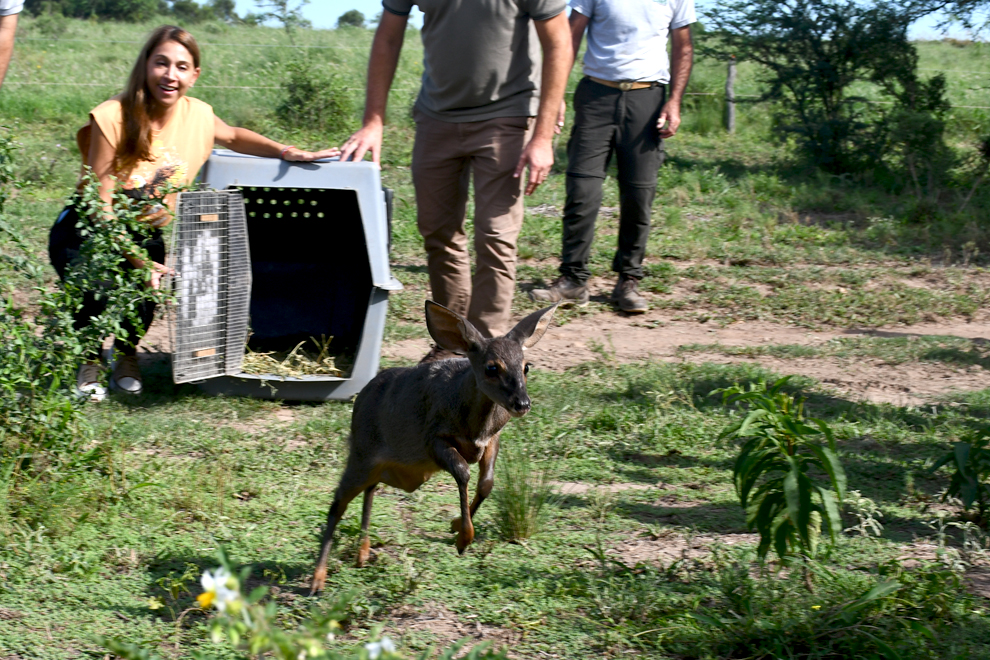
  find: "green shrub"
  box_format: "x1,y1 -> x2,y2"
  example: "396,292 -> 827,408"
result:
0,130 -> 169,528
717,376 -> 846,562
275,57 -> 355,139
702,0 -> 947,176
931,434 -> 990,524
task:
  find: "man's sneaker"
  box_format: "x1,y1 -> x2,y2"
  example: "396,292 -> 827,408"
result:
611,275 -> 648,314
109,354 -> 143,395
420,344 -> 462,364
75,361 -> 107,402
528,276 -> 589,307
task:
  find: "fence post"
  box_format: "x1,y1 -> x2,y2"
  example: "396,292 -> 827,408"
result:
725,56 -> 736,134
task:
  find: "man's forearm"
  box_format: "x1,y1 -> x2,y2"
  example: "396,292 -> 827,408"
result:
533,12 -> 573,142
363,13 -> 407,126
667,26 -> 694,105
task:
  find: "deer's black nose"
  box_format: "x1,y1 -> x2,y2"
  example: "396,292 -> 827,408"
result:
513,397 -> 531,414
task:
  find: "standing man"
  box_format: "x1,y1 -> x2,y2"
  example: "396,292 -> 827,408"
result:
340,0 -> 571,348
530,0 -> 695,313
0,0 -> 22,90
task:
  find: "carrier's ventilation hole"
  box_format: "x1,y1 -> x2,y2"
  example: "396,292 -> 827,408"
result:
263,212 -> 270,218
317,212 -> 324,218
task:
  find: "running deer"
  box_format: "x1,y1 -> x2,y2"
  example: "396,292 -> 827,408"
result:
309,300 -> 558,594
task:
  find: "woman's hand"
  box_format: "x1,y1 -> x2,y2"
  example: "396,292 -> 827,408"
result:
281,146 -> 341,162
147,262 -> 174,290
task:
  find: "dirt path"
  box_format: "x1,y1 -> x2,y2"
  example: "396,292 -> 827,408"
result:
382,312 -> 990,406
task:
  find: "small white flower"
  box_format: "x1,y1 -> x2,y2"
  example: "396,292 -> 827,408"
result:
197,567 -> 240,612
365,636 -> 396,659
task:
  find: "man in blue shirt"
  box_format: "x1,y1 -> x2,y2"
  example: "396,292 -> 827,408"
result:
531,0 -> 695,313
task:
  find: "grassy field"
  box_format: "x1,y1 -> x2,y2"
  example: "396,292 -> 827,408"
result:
3,16 -> 990,660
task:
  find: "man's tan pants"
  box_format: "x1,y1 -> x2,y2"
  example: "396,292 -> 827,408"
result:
412,109 -> 534,337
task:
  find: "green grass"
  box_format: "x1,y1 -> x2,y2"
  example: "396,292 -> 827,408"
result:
3,17 -> 990,660
3,360 -> 990,657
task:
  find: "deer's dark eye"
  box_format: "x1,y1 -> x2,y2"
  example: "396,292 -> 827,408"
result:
485,364 -> 498,377
524,363 -> 531,375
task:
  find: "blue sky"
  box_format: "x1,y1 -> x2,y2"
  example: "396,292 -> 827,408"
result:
234,0 -> 971,39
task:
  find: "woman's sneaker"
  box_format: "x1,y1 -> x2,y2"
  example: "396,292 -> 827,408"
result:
528,276 -> 589,307
75,361 -> 107,402
110,354 -> 143,395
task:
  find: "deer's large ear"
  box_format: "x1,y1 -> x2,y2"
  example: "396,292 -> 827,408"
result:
506,303 -> 558,350
425,301 -> 485,354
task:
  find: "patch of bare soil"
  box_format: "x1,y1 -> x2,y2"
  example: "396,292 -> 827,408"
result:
612,531 -> 760,566
550,481 -> 654,495
386,602 -> 521,655
382,313 -> 990,406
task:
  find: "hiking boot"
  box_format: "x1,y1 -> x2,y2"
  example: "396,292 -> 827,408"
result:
611,275 -> 648,314
110,354 -> 143,395
419,344 -> 462,364
528,275 -> 589,307
75,361 -> 107,402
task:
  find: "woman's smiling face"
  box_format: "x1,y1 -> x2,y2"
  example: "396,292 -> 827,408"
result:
146,40 -> 200,109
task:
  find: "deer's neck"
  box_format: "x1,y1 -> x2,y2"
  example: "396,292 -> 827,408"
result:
460,372 -> 510,441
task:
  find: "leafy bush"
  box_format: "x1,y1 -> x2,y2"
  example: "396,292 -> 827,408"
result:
702,0 -> 949,176
0,129 -> 168,527
931,434 -> 990,524
491,442 -> 556,541
717,376 -> 846,561
275,57 -> 355,139
25,0 -> 166,22
336,9 -> 365,28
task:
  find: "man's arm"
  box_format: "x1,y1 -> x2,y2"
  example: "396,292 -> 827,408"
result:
514,10 -> 572,196
339,11 -> 408,164
556,10 -> 590,132
0,13 -> 19,91
657,25 -> 693,139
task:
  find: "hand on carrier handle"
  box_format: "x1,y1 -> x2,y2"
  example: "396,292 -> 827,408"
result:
338,122 -> 384,166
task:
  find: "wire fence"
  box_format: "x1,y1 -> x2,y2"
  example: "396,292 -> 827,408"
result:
8,38 -> 990,109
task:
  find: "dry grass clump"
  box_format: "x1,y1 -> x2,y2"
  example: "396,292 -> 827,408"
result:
240,335 -> 347,378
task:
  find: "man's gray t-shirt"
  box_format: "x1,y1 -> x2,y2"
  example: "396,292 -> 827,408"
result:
383,0 -> 566,123
570,0 -> 696,84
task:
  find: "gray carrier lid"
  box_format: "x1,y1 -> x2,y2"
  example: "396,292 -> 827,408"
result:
201,150 -> 401,292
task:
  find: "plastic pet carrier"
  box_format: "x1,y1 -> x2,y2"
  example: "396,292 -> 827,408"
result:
169,151 -> 402,401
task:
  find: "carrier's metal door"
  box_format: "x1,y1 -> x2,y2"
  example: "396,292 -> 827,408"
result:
170,190 -> 251,383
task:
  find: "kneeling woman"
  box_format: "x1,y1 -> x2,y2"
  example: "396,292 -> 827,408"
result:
50,25 -> 338,401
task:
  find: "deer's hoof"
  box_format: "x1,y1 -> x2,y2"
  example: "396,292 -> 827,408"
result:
356,538 -> 371,567
450,517 -> 462,533
309,567 -> 327,596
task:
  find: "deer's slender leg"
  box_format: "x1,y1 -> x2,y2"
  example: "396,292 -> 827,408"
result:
432,438 -> 475,553
310,464 -> 376,595
356,484 -> 377,567
452,435 -> 500,533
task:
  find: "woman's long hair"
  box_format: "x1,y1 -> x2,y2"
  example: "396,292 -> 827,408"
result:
116,25 -> 201,176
